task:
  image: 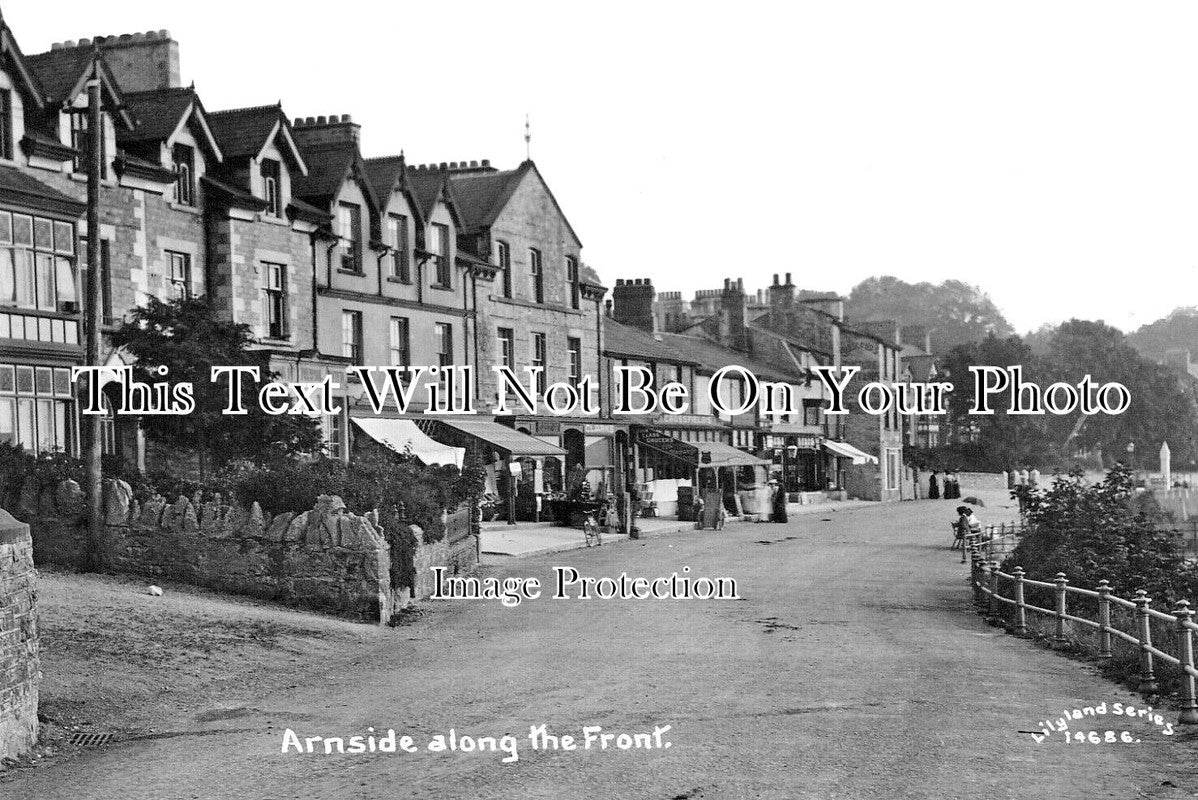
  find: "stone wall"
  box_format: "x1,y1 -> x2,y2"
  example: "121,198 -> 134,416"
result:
0,510 -> 38,761
956,472 -> 1009,492
10,478 -> 478,624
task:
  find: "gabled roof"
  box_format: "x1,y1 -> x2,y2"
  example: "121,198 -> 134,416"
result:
120,87 -> 222,162
656,332 -> 800,384
362,155 -> 423,223
604,319 -> 699,365
291,140 -> 377,214
447,160 -> 582,246
405,168 -> 463,229
208,104 -> 307,174
25,46 -> 134,129
903,354 -> 938,381
0,17 -> 45,113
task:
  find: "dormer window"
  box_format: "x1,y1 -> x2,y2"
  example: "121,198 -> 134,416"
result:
173,144 -> 195,206
261,158 -> 282,217
0,90 -> 12,161
70,113 -> 107,178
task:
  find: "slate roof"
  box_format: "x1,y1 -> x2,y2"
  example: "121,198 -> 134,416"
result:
291,140 -> 361,210
445,160 -> 583,248
604,320 -> 698,365
362,156 -> 406,203
405,168 -> 448,222
656,332 -> 800,384
0,164 -> 86,217
25,47 -> 94,103
445,162 -> 530,231
207,104 -> 298,162
120,87 -> 197,144
25,47 -> 134,130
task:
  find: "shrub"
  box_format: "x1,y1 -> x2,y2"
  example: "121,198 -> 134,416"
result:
1003,463 -> 1197,604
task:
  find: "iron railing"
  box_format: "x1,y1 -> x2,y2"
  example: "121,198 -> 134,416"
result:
965,535 -> 1198,726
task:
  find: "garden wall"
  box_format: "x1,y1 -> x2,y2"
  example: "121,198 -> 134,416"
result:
0,510 -> 38,761
8,478 -> 478,624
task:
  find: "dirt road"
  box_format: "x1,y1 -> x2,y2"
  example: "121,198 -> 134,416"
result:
7,494 -> 1198,799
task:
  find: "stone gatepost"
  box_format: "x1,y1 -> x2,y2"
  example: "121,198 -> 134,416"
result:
0,508 -> 38,760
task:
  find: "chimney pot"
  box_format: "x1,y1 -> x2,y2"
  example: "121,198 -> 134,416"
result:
51,42 -> 62,50
342,114 -> 352,123
316,115 -> 327,125
158,29 -> 170,39
118,33 -> 133,43
79,38 -> 92,47
131,32 -> 145,42
470,160 -> 478,167
439,162 -> 447,170
482,159 -> 490,167
773,273 -> 779,285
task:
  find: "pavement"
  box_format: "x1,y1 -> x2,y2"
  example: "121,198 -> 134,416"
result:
6,489 -> 1198,799
481,498 -> 879,559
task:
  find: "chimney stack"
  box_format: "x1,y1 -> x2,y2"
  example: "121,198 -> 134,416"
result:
721,276 -> 750,352
612,278 -> 656,333
292,114 -> 361,147
60,30 -> 182,92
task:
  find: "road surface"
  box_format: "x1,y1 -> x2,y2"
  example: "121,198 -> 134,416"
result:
7,494 -> 1198,799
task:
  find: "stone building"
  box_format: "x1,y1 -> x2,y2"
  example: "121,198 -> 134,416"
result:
443,159 -> 611,478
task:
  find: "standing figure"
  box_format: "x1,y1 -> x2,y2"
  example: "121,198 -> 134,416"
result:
945,470 -> 960,499
928,470 -> 941,500
772,481 -> 789,523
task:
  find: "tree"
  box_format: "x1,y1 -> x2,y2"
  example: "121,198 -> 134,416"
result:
1043,320 -> 1198,468
1128,307 -> 1198,363
845,276 -> 1014,353
109,295 -> 322,475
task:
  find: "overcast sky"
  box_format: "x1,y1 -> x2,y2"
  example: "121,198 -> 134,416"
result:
9,2 -> 1198,334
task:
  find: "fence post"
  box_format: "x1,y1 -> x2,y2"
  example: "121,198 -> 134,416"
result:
1174,600 -> 1198,724
1096,579 -> 1112,659
970,542 -> 983,608
987,560 -> 1000,623
1133,590 -> 1159,695
1012,566 -> 1027,635
1053,573 -> 1069,647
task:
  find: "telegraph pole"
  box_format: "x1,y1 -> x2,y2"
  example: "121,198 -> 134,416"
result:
84,73 -> 103,571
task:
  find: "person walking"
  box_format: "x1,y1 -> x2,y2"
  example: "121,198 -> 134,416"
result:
928,470 -> 941,500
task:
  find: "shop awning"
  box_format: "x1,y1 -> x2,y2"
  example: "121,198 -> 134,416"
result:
635,430 -> 768,468
823,440 -> 879,465
431,418 -> 566,457
352,418 -> 465,468
697,441 -> 770,468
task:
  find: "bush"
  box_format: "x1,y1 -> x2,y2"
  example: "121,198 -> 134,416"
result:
1003,463 -> 1198,604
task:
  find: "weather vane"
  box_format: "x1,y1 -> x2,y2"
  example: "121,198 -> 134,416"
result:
525,113 -> 531,161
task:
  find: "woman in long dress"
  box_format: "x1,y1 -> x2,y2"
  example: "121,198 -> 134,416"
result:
928,471 -> 940,500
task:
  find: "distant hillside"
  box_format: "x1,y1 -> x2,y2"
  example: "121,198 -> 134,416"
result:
844,276 -> 1014,355
1127,307 -> 1198,362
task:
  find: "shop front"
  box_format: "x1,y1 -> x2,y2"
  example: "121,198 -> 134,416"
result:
633,428 -> 771,521
419,417 -> 567,524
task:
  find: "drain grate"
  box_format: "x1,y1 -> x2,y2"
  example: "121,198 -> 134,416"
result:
67,732 -> 114,747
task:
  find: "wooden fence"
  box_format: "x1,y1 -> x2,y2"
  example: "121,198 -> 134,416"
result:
964,534 -> 1198,725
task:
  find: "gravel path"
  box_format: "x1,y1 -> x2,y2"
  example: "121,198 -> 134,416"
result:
7,493 -> 1198,799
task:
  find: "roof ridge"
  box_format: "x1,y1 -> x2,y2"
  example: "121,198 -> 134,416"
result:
209,104 -> 281,116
